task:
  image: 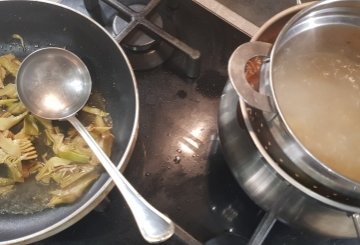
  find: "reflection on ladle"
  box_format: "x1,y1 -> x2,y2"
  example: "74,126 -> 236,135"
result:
16,47 -> 174,243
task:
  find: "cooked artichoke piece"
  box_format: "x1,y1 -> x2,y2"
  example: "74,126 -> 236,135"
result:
87,124 -> 112,134
95,115 -> 106,127
57,164 -> 96,188
89,129 -> 114,158
33,116 -> 53,130
0,111 -> 28,131
7,101 -> 27,115
0,132 -> 20,157
12,34 -> 25,50
87,121 -> 114,162
45,128 -> 91,163
36,157 -> 72,185
15,139 -> 38,160
21,161 -> 42,178
0,83 -> 17,98
26,161 -> 43,176
0,150 -> 23,183
47,171 -> 99,207
0,143 -> 24,182
0,98 -> 17,105
0,54 -> 20,77
0,66 -> 6,88
57,150 -> 90,164
82,106 -> 109,117
36,156 -> 95,187
0,177 -> 15,187
0,132 -> 37,160
0,185 -> 14,195
15,115 -> 39,138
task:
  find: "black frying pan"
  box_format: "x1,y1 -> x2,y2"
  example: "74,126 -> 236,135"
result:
0,1 -> 138,244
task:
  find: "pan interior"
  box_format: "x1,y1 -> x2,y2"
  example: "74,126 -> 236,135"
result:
0,1 -> 137,243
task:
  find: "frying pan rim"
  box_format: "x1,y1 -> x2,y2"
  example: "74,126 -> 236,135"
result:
0,0 -> 140,244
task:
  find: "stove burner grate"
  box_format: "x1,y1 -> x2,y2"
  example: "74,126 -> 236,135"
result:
84,0 -> 201,77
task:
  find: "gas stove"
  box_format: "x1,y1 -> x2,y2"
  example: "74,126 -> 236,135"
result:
33,0 -> 357,244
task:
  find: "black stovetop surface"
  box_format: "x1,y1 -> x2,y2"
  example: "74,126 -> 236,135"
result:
34,1 -> 358,244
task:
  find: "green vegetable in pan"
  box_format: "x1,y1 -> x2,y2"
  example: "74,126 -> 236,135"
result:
0,54 -> 114,208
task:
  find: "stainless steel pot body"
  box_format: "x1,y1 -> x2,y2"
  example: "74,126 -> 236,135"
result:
221,2 -> 360,238
219,81 -> 360,238
228,0 -> 360,201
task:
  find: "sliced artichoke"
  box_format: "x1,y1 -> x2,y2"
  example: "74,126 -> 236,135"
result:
7,101 -> 27,115
0,131 -> 37,160
45,128 -> 91,163
47,171 -> 99,207
0,83 -> 17,98
0,54 -> 20,77
0,185 -> 14,196
82,106 -> 109,117
16,115 -> 39,137
0,111 -> 28,131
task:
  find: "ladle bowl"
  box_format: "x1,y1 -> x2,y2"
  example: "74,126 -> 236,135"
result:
16,48 -> 92,120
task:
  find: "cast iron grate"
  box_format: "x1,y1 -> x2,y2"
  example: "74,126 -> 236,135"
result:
84,0 -> 201,78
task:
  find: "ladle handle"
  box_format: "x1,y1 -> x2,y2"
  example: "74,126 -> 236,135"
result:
67,116 -> 175,243
228,41 -> 273,112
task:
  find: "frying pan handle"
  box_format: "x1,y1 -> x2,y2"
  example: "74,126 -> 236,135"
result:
67,116 -> 175,243
228,41 -> 273,112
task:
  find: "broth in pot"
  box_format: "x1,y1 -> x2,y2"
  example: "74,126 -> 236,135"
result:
273,24 -> 360,182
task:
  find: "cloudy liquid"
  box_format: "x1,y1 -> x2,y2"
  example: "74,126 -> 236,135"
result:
273,24 -> 360,182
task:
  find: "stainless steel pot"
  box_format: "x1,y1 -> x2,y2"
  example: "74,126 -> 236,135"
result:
220,2 -> 360,239
228,0 -> 360,201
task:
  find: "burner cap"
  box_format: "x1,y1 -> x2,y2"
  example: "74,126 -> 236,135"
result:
112,4 -> 174,70
113,4 -> 162,52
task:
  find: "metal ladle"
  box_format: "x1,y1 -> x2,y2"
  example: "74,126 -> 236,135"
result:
16,47 -> 174,243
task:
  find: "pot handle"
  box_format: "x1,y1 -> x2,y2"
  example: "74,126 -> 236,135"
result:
228,41 -> 273,112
